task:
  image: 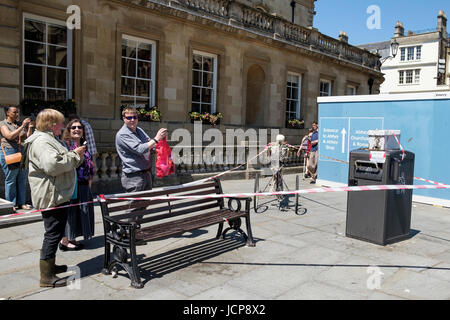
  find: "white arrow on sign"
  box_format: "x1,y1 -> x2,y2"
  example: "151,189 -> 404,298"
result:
341,128 -> 347,153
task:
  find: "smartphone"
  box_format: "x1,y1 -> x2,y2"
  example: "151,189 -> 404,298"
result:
83,141 -> 88,147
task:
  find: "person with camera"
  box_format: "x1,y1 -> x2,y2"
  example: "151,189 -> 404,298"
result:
0,105 -> 34,212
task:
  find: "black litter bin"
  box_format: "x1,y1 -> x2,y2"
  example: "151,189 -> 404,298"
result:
346,149 -> 415,245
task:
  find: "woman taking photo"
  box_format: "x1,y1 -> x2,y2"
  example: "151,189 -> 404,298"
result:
0,105 -> 34,212
59,119 -> 95,251
23,109 -> 85,288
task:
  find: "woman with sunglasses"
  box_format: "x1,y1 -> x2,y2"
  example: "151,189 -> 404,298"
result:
59,119 -> 96,251
0,105 -> 34,212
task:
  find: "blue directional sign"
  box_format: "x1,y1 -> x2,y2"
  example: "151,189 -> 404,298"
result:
319,116 -> 384,183
317,93 -> 450,207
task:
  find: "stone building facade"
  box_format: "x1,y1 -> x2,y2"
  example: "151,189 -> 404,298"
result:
0,0 -> 383,193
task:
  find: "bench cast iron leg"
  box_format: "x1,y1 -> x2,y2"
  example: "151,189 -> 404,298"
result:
244,215 -> 256,247
129,240 -> 143,289
216,222 -> 224,239
102,241 -> 111,275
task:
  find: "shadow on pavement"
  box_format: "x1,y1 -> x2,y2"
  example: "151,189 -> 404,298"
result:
76,234 -> 265,287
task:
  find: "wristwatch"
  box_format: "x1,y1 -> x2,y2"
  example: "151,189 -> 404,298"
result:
151,138 -> 159,144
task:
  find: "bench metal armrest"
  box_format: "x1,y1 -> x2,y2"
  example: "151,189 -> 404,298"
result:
222,196 -> 251,213
102,215 -> 137,229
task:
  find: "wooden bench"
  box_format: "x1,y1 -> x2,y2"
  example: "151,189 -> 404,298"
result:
97,178 -> 255,288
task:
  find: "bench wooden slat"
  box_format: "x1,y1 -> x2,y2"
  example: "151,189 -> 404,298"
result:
136,209 -> 246,241
108,201 -> 221,225
106,188 -> 219,213
104,182 -> 217,204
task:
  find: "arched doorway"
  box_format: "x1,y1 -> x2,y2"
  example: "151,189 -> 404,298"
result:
245,64 -> 266,127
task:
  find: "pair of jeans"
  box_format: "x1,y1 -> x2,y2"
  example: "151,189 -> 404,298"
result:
40,204 -> 69,260
0,147 -> 28,206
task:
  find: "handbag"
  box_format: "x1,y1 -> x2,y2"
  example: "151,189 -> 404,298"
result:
1,134 -> 22,165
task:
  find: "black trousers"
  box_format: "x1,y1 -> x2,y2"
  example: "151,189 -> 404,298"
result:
40,203 -> 69,260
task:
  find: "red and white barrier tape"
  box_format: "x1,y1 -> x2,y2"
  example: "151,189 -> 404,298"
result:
102,183 -> 450,202
0,200 -> 97,219
413,176 -> 449,186
0,145 -> 272,220
3,140 -> 449,220
392,133 -> 406,161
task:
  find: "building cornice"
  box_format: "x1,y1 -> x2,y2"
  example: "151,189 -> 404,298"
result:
109,0 -> 383,78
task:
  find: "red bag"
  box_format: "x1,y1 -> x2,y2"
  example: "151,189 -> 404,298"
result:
155,137 -> 175,178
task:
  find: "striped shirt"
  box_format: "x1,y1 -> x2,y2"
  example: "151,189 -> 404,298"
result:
81,119 -> 97,155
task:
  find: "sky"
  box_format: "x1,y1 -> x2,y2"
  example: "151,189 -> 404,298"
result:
314,0 -> 449,45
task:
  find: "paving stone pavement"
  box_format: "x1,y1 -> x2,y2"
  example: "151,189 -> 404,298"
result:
0,173 -> 449,300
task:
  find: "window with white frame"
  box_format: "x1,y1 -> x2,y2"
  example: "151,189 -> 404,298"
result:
286,73 -> 302,120
405,70 -> 413,84
319,79 -> 331,96
399,69 -> 419,85
191,51 -> 217,114
401,46 -> 422,62
414,69 -> 421,83
416,46 -> 422,60
407,47 -> 414,61
23,14 -> 72,101
399,71 -> 404,84
120,35 -> 156,109
346,85 -> 357,95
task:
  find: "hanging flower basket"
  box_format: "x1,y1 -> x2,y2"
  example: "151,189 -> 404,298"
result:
189,111 -> 223,125
287,118 -> 305,129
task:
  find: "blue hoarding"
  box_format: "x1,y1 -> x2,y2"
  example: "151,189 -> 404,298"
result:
317,93 -> 450,207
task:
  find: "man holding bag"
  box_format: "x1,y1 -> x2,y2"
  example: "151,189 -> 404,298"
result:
115,107 -> 168,194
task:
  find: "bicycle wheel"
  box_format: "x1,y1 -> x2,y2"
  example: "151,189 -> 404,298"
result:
253,173 -> 260,213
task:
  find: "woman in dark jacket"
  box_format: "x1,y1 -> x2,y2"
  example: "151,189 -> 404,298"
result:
59,119 -> 96,251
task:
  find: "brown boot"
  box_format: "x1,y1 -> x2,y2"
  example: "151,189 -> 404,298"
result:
39,258 -> 68,288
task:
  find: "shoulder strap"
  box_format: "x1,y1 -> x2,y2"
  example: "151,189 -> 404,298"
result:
0,140 -> 6,157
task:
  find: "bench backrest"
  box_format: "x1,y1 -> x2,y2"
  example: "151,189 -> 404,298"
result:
98,178 -> 225,225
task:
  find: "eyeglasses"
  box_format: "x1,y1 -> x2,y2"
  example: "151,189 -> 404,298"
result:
71,126 -> 84,130
125,116 -> 138,120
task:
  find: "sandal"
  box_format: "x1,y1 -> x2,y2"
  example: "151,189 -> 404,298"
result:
21,204 -> 32,210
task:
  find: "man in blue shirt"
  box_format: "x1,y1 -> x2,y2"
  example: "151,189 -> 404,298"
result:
306,121 -> 318,184
116,107 -> 167,194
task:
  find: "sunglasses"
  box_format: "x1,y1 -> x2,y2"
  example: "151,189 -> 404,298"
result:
71,126 -> 84,130
125,116 -> 138,120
